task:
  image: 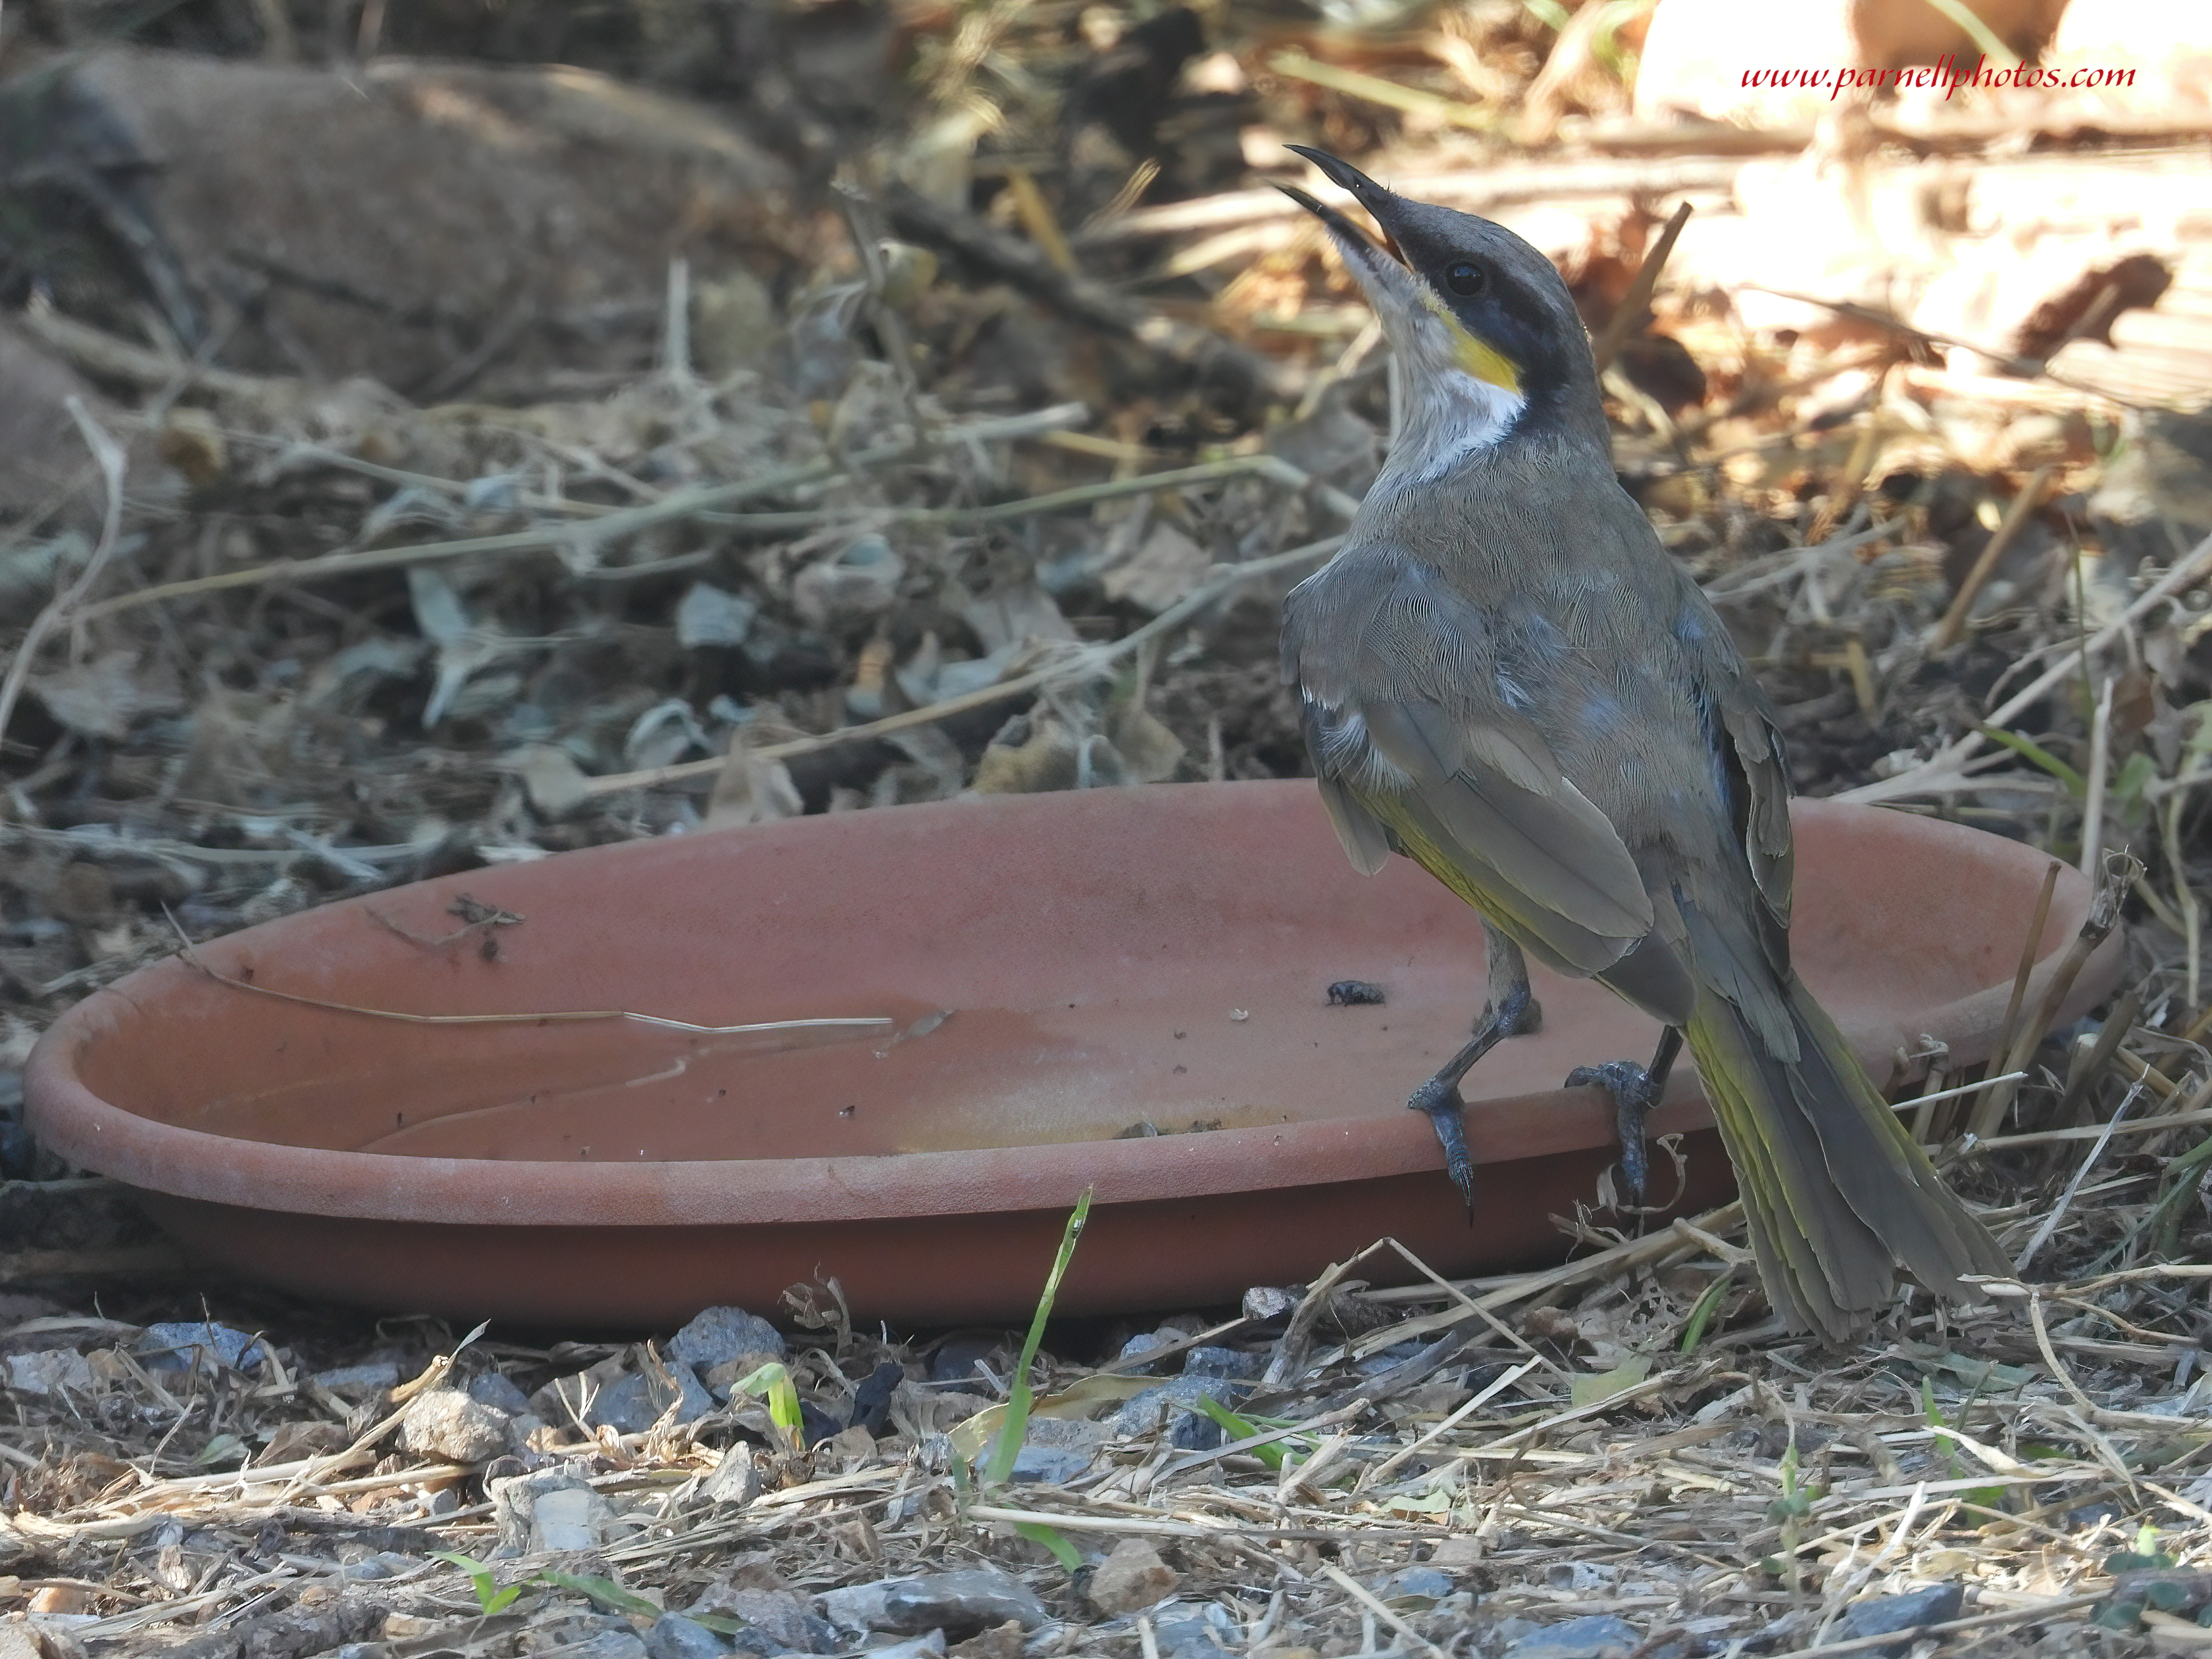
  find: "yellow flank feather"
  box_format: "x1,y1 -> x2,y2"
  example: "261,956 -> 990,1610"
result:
1363,791 -> 1555,959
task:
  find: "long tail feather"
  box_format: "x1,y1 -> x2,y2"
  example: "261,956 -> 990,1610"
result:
1685,974 -> 2009,1341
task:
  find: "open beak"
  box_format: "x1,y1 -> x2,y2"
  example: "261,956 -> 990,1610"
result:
1275,146 -> 1428,337
1276,146 -> 1525,399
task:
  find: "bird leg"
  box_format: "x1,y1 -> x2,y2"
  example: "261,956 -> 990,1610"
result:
1408,930 -> 1543,1214
1566,1025 -> 1685,1206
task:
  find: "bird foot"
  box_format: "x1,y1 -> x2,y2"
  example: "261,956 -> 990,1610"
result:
1407,1075 -> 1476,1217
1566,1058 -> 1663,1206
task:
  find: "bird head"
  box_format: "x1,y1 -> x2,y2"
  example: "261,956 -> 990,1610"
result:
1278,147 -> 1605,469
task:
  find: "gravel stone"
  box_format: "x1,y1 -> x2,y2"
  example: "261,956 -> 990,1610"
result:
585,1367 -> 715,1434
667,1306 -> 786,1370
1008,1446 -> 1092,1484
467,1371 -> 532,1414
864,1635 -> 947,1659
138,1321 -> 267,1372
565,1632 -> 649,1659
399,1388 -> 513,1462
1149,1601 -> 1241,1658
4,1349 -> 96,1396
490,1469 -> 616,1553
313,1362 -> 400,1396
702,1444 -> 762,1507
646,1614 -> 732,1659
820,1569 -> 1048,1636
1086,1539 -> 1178,1616
1377,1566 -> 1455,1605
1110,1376 -> 1238,1448
1835,1584 -> 1964,1657
717,1588 -> 837,1653
1180,1346 -> 1262,1380
1499,1615 -> 1641,1659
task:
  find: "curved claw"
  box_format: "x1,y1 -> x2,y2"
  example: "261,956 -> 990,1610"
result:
1566,1059 -> 1662,1205
1408,1076 -> 1476,1218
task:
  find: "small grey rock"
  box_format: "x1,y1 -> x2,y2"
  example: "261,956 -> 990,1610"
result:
314,1361 -> 401,1397
490,1469 -> 615,1554
718,1588 -> 837,1654
1117,1332 -> 1172,1367
702,1444 -> 761,1508
1150,1601 -> 1240,1658
340,1551 -> 424,1581
1180,1346 -> 1261,1380
1169,1414 -> 1222,1450
1241,1286 -> 1301,1322
467,1371 -> 533,1415
1487,1618 -> 1543,1650
1008,1445 -> 1092,1485
4,1349 -> 96,1397
1352,1341 -> 1423,1376
668,1306 -> 786,1370
1378,1566 -> 1455,1605
1500,1614 -> 1641,1659
1087,1539 -> 1178,1617
1022,1417 -> 1108,1450
862,1635 -> 946,1659
139,1321 -> 267,1372
566,1632 -> 650,1659
1835,1583 -> 1964,1657
646,1614 -> 731,1659
1111,1377 -> 1237,1447
1541,1561 -> 1613,1594
586,1367 -> 715,1435
820,1569 -> 1047,1636
1749,1609 -> 1817,1651
928,1337 -> 998,1384
400,1388 -> 513,1463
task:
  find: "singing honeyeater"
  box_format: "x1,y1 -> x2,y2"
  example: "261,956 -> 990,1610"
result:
1275,148 -> 2007,1340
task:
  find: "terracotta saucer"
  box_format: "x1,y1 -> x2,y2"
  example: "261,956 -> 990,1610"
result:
25,782 -> 2121,1327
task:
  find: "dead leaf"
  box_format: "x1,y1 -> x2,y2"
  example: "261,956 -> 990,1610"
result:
30,649 -> 181,740
507,745 -> 593,817
1102,521 -> 1211,613
707,734 -> 804,827
1569,1352 -> 1654,1408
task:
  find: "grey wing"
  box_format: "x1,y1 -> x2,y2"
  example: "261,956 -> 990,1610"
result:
1286,553 -> 1695,1022
1675,569 -> 1795,970
1301,698 -> 1393,876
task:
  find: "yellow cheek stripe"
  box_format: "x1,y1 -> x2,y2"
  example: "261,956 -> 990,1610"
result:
1452,327 -> 1522,394
1419,287 -> 1522,394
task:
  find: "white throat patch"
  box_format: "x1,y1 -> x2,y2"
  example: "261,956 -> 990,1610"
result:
1388,357 -> 1528,483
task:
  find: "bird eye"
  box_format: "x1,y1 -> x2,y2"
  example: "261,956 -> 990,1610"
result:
1444,261 -> 1486,297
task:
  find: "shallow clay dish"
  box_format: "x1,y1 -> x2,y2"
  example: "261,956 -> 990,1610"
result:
28,782 -> 2120,1327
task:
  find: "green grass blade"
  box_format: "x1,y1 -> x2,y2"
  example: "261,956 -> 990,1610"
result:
1976,724 -> 2087,796
984,1187 -> 1093,1487
1014,1520 -> 1084,1570
1679,1270 -> 1735,1353
432,1551 -> 521,1616
730,1361 -> 805,1449
536,1571 -> 663,1619
1192,1395 -> 1286,1470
